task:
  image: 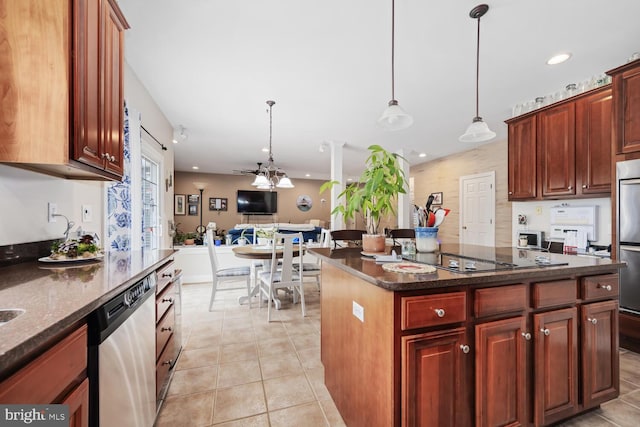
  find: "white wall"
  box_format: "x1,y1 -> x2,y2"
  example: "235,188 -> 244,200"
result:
511,197 -> 611,247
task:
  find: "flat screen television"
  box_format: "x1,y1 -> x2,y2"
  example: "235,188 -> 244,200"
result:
236,190 -> 277,214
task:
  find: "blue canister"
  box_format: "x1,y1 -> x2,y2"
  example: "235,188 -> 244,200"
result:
415,227 -> 439,252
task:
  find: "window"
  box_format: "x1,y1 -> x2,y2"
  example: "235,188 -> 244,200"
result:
141,155 -> 160,250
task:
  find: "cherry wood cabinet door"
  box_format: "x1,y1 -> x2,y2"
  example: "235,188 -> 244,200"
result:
582,300 -> 620,408
611,61 -> 640,154
508,115 -> 538,200
101,0 -> 127,176
538,103 -> 576,198
62,378 -> 89,427
475,316 -> 528,427
575,88 -> 612,195
533,307 -> 578,426
402,327 -> 472,427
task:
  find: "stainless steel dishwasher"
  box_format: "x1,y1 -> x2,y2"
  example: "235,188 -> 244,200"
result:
89,274 -> 156,427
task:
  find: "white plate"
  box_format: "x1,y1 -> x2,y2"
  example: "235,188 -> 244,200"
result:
38,254 -> 104,263
361,251 -> 385,257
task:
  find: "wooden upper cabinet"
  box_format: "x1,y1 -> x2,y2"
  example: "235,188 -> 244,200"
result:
575,88 -> 612,195
508,115 -> 537,200
608,60 -> 640,154
539,103 -> 576,197
0,0 -> 128,180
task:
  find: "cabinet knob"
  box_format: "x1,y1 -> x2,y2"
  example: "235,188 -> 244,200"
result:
587,317 -> 598,325
460,345 -> 470,354
521,332 -> 532,341
110,155 -> 116,162
161,326 -> 172,332
434,308 -> 445,318
598,284 -> 612,291
162,297 -> 174,303
162,360 -> 173,366
568,186 -> 573,190
508,191 -> 513,195
582,184 -> 587,189
540,328 -> 550,336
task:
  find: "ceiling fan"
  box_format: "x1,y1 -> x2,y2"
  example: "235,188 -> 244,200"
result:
232,162 -> 263,176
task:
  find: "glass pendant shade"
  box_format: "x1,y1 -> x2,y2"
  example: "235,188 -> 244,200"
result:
459,117 -> 496,143
378,100 -> 413,131
251,174 -> 269,187
276,176 -> 294,188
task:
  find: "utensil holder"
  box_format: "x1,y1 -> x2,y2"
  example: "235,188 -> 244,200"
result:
415,227 -> 439,252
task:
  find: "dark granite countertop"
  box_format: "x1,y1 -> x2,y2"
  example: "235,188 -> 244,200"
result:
309,244 -> 625,292
0,249 -> 176,377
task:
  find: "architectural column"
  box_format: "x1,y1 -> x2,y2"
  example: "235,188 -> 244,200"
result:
395,148 -> 411,228
329,141 -> 345,230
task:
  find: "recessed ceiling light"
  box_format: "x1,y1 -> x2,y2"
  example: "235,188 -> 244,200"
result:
305,173 -> 311,177
547,52 -> 572,65
261,147 -> 269,153
418,153 -> 427,158
192,166 -> 199,170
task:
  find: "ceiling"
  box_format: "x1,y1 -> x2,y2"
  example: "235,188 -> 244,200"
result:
118,0 -> 640,181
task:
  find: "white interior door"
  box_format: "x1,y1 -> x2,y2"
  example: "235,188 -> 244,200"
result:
459,171 -> 495,246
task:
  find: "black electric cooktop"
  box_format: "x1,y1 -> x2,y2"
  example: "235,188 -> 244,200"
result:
403,250 -> 569,274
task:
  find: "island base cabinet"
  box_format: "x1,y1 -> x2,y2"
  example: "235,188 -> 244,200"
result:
402,327 -> 471,427
581,300 -> 619,408
475,316 -> 528,427
533,308 -> 578,426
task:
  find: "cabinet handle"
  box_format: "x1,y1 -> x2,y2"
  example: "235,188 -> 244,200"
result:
161,326 -> 172,332
460,345 -> 470,354
162,297 -> 174,303
521,332 -> 531,340
162,360 -> 173,366
540,328 -> 550,336
162,273 -> 173,278
587,317 -> 598,325
434,308 -> 445,318
598,284 -> 612,291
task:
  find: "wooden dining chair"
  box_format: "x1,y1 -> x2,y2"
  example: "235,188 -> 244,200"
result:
389,228 -> 415,246
258,232 -> 305,322
330,229 -> 366,249
206,229 -> 252,311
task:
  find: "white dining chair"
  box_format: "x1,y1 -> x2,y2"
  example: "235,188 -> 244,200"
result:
294,228 -> 331,291
206,229 -> 252,311
258,232 -> 305,322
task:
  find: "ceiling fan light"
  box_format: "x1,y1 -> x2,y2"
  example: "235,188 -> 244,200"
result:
276,176 -> 294,188
252,174 -> 269,186
377,100 -> 414,131
257,183 -> 273,190
459,117 -> 496,143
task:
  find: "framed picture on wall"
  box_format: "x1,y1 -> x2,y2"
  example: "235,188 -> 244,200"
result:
430,192 -> 443,205
209,197 -> 228,211
174,194 -> 186,215
188,194 -> 199,204
188,204 -> 198,216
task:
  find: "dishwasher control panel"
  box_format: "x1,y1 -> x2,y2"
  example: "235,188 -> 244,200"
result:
124,276 -> 153,307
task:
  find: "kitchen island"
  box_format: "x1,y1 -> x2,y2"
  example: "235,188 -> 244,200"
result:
310,245 -> 625,427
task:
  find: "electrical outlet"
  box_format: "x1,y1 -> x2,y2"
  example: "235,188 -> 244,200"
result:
48,203 -> 57,223
535,206 -> 543,215
352,301 -> 364,322
82,204 -> 93,222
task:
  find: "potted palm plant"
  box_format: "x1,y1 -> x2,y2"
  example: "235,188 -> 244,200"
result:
320,144 -> 408,253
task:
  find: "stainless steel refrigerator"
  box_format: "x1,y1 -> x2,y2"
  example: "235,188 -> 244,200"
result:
617,158 -> 640,314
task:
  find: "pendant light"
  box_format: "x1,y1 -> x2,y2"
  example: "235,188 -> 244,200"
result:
459,4 -> 496,143
377,0 -> 413,131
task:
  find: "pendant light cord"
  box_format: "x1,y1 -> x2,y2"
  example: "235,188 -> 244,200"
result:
391,0 -> 396,101
267,100 -> 274,163
475,14 -> 481,119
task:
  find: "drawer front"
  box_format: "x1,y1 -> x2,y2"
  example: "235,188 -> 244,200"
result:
0,324 -> 87,403
582,274 -> 619,301
475,284 -> 527,318
401,292 -> 466,330
156,282 -> 176,321
156,260 -> 175,295
156,334 -> 175,398
156,305 -> 175,360
532,279 -> 577,309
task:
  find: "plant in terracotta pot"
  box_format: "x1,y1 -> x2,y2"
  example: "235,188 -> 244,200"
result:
320,144 -> 407,253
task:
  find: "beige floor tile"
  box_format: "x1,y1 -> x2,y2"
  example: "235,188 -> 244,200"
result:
221,328 -> 256,345
290,333 -> 320,352
263,374 -> 315,411
297,347 -> 323,370
156,391 -> 214,427
217,359 -> 262,388
620,388 -> 640,408
212,413 -> 270,427
305,367 -> 332,401
177,346 -> 220,370
269,402 -> 328,427
620,379 -> 639,396
168,365 -> 218,396
555,409 -> 615,427
213,382 -> 267,425
318,399 -> 347,427
186,330 -> 224,350
283,320 -> 320,337
219,342 -> 259,364
259,353 -> 304,380
599,399 -> 640,426
257,336 -> 297,358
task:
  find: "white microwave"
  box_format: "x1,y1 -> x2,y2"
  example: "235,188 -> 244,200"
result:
517,231 -> 544,249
